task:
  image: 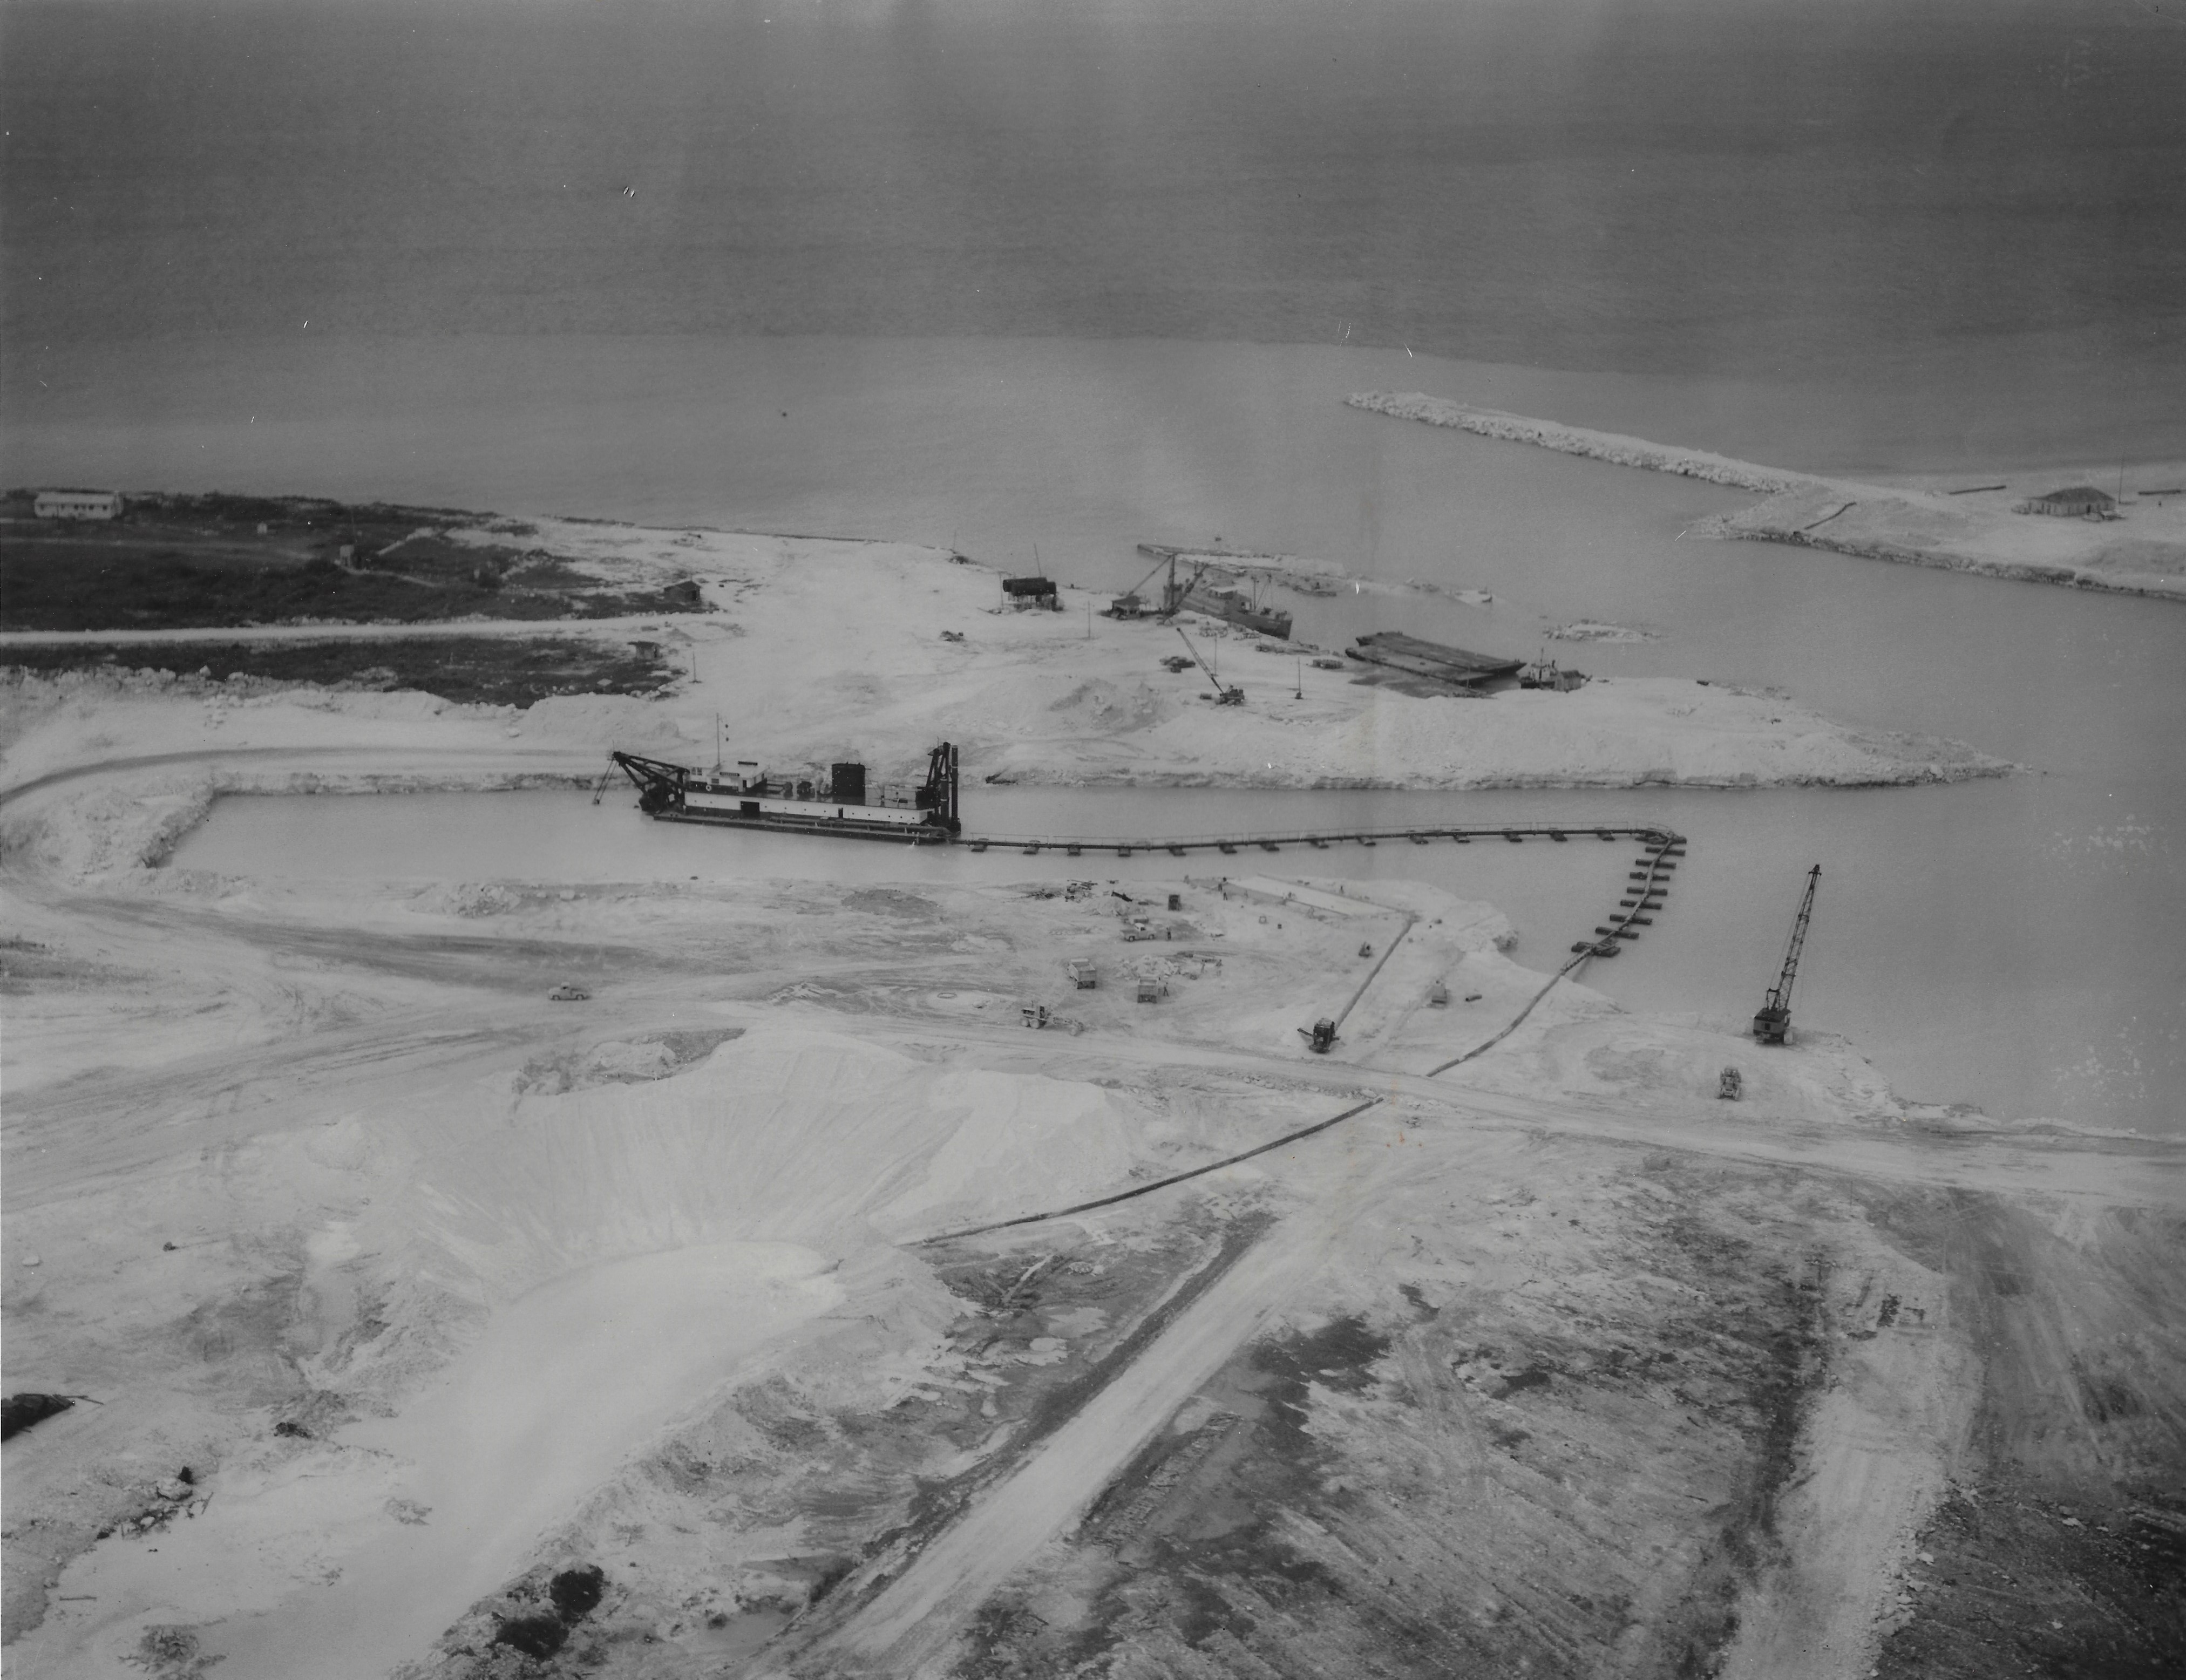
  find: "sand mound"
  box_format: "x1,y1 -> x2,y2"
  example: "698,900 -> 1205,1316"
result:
508,693 -> 690,751
358,1026 -> 1144,1310
1044,677 -> 1175,733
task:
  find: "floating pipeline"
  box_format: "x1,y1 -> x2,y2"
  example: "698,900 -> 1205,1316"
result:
964,822 -> 1679,856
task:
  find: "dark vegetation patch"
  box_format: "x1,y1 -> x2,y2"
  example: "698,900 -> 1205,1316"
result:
1,491 -> 705,630
1874,1490 -> 2186,1680
2,1392 -> 76,1439
841,888 -> 942,920
779,1214 -> 1272,1637
491,1614 -> 568,1659
1250,1314 -> 1393,1455
986,1166 -> 1835,1680
2,636 -> 679,706
435,1559 -> 614,1675
548,1566 -> 607,1621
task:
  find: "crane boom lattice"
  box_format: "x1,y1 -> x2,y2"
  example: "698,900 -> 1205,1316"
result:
1175,625 -> 1243,704
1753,865 -> 1820,1044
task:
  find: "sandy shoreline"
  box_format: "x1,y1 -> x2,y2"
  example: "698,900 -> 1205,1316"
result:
1349,391 -> 2186,600
0,511 -> 2012,862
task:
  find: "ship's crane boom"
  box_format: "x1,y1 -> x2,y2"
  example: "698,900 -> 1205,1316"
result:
1119,548 -> 1219,619
1120,548 -> 1178,608
1753,865 -> 1820,1044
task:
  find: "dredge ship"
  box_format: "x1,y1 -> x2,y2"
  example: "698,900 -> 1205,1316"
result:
609,742 -> 961,843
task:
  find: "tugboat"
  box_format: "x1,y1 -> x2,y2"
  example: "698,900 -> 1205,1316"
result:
609,742 -> 961,843
1517,650 -> 1587,692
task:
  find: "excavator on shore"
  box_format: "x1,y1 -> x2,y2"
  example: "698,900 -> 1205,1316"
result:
1753,865 -> 1820,1044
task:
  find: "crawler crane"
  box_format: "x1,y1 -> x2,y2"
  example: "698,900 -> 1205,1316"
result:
1752,865 -> 1820,1044
1175,625 -> 1245,705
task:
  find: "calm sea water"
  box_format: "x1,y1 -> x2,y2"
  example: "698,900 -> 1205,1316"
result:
9,0 -> 2185,1131
5,0 -> 2184,396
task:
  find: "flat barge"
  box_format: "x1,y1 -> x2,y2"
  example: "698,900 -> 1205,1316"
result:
610,742 -> 961,843
1348,631 -> 1522,688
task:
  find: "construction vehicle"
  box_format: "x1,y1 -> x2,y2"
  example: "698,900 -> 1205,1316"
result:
1136,973 -> 1160,1003
1753,865 -> 1821,1044
1021,1003 -> 1050,1029
1067,959 -> 1097,989
1719,1066 -> 1743,1100
1174,626 -> 1244,705
1300,1018 -> 1338,1053
1427,980 -> 1449,1007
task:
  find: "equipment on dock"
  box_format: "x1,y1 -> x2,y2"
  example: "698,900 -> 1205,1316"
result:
1719,1066 -> 1743,1100
1300,1018 -> 1338,1053
1753,865 -> 1821,1045
610,742 -> 961,842
1174,626 -> 1244,705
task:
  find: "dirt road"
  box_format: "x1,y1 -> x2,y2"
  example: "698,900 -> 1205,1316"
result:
787,1208 -> 1355,1677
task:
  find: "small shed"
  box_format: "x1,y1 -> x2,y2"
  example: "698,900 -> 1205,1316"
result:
2012,486 -> 2116,518
33,490 -> 123,521
1003,576 -> 1058,609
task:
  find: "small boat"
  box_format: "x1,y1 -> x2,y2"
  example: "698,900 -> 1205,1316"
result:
1518,651 -> 1587,692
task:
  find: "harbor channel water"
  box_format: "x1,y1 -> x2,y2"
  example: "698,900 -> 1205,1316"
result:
178,770 -> 2177,1138
19,335 -> 2183,1138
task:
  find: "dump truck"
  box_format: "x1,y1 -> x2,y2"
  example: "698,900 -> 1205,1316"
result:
1067,959 -> 1097,989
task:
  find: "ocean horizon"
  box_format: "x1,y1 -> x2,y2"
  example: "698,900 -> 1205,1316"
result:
6,0 -> 2183,423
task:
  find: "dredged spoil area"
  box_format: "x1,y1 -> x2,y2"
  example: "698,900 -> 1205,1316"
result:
171,777 -> 2180,1138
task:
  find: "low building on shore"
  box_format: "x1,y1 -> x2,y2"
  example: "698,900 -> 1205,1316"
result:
32,489 -> 124,520
2012,485 -> 2116,518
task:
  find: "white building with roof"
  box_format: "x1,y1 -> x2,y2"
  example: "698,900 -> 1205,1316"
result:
33,490 -> 124,520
